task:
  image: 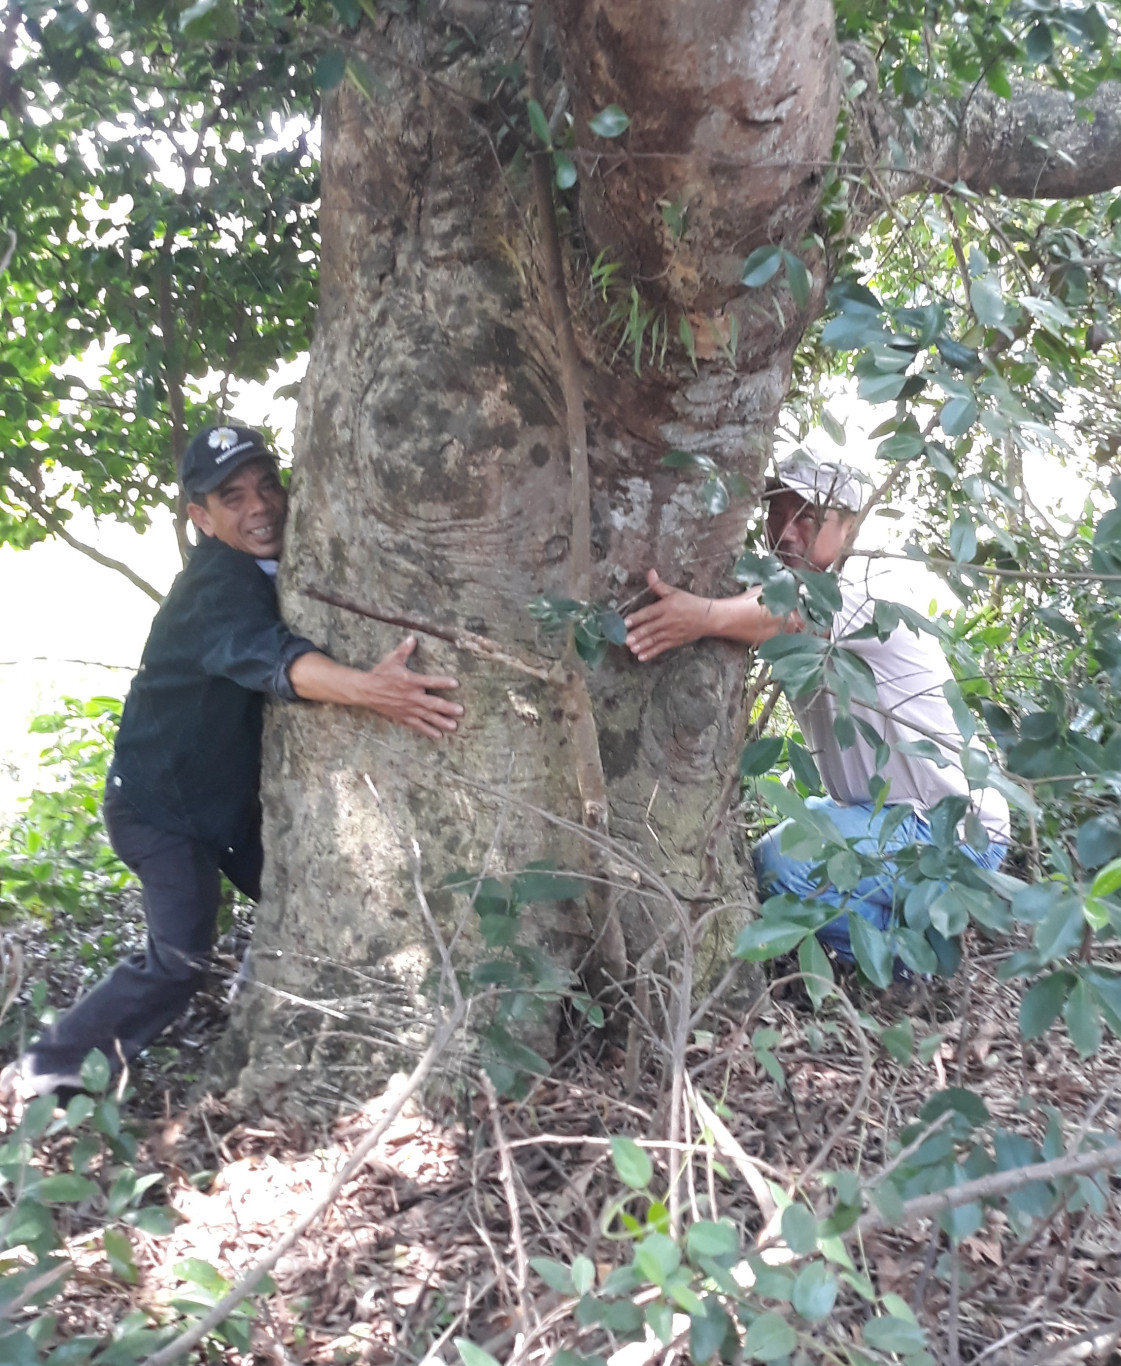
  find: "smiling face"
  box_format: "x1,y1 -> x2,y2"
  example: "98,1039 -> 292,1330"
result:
187,458 -> 288,559
765,489 -> 855,572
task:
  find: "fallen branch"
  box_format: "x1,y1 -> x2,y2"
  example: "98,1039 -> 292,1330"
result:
686,1075 -> 778,1223
1015,1315 -> 1121,1366
856,1140 -> 1121,1238
482,1071 -> 531,1341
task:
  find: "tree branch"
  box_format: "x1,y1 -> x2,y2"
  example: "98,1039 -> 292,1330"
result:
12,480 -> 164,604
845,44 -> 1121,215
301,583 -> 556,683
857,1140 -> 1121,1238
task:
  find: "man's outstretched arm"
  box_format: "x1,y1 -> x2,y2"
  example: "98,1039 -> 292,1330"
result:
288,636 -> 463,740
624,569 -> 798,662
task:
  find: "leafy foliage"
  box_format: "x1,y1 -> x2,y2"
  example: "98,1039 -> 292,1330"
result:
0,0 -> 321,555
0,697 -> 131,932
437,862 -> 595,1097
485,1094 -> 1119,1366
0,1049 -> 276,1364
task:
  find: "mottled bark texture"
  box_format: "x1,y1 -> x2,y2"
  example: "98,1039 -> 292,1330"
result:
222,5 -> 1121,1102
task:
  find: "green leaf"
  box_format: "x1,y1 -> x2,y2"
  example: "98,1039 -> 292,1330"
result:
686,1220 -> 738,1262
864,1314 -> 927,1355
1089,854 -> 1121,894
679,314 -> 697,369
690,1301 -> 732,1364
986,61 -> 1013,98
570,1255 -> 595,1296
174,1258 -> 228,1296
792,1261 -> 837,1321
882,1019 -> 914,1065
940,396 -> 977,437
1064,979 -> 1103,1057
1024,20 -> 1054,64
610,1135 -> 653,1189
646,1300 -> 673,1346
315,49 -> 347,92
1021,971 -> 1074,1040
662,449 -> 713,470
740,736 -> 784,777
741,246 -> 782,288
65,1094 -> 96,1129
529,1257 -> 573,1294
821,407 -> 846,446
970,277 -> 1006,327
44,1339 -> 100,1366
527,99 -> 551,147
699,474 -> 730,516
511,868 -> 585,904
936,338 -> 981,370
788,740 -> 823,794
455,1339 -> 502,1366
921,1086 -> 990,1128
345,57 -> 387,103
781,1202 -> 817,1255
80,1049 -> 110,1094
37,1173 -> 99,1203
179,0 -> 231,37
782,250 -> 812,309
743,1311 -> 797,1361
734,920 -> 808,962
634,1232 -> 681,1285
798,932 -> 833,1007
554,152 -> 577,189
589,105 -> 630,138
1034,895 -> 1085,962
103,1227 -> 138,1284
127,1205 -> 179,1236
949,513 -> 977,563
849,915 -> 894,988
872,1179 -> 905,1226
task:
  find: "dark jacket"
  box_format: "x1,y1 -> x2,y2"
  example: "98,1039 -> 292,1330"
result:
108,536 -> 319,849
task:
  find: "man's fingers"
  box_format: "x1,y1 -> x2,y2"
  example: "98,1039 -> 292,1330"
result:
624,601 -> 661,629
406,717 -> 443,740
419,694 -> 463,717
388,635 -> 417,661
410,673 -> 459,691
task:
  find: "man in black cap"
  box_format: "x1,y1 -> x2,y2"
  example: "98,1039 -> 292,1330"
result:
3,425 -> 463,1100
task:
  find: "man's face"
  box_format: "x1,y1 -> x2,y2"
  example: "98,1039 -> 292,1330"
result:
765,489 -> 854,572
187,458 -> 288,559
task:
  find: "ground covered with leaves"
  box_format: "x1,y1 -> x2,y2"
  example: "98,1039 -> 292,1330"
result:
4,931 -> 1121,1366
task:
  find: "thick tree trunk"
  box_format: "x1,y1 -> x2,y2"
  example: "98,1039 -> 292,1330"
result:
220,5 -> 1121,1101
222,5 -> 837,1101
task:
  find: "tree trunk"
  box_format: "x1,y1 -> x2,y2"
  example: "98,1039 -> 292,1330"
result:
221,5 -> 836,1101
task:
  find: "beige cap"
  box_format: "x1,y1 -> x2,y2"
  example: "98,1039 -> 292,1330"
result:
764,453 -> 864,512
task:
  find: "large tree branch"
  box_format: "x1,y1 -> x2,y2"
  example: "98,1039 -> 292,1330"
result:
845,43 -> 1121,223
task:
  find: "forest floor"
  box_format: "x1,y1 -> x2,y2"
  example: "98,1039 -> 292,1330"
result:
4,928 -> 1121,1366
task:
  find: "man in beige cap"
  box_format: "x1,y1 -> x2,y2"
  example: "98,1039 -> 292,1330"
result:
625,452 -> 1009,971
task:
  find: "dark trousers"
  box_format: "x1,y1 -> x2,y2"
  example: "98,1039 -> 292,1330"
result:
29,785 -> 261,1077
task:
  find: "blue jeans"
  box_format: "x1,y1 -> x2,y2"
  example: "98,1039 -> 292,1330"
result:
752,796 -> 1007,963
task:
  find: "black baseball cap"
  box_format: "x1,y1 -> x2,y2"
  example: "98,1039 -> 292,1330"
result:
179,425 -> 275,501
